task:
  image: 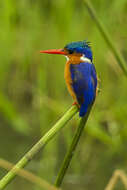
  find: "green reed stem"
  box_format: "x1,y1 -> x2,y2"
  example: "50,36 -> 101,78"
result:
55,106 -> 92,187
84,0 -> 127,75
0,158 -> 59,190
0,105 -> 78,190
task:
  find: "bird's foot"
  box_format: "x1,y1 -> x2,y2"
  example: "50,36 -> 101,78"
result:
72,102 -> 80,109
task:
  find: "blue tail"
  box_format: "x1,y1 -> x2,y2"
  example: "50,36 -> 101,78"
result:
79,103 -> 89,117
79,86 -> 95,117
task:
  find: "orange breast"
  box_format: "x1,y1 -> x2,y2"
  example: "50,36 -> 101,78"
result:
64,61 -> 78,102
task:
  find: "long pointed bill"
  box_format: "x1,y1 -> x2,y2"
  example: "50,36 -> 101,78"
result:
40,49 -> 67,55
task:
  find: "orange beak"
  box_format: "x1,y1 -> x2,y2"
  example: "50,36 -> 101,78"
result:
40,49 -> 67,55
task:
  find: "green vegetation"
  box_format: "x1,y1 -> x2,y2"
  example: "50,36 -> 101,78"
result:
0,0 -> 127,190
0,105 -> 78,189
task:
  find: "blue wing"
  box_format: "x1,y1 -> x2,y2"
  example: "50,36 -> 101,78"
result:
70,62 -> 97,117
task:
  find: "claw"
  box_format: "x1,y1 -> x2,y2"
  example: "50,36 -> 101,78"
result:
72,102 -> 80,109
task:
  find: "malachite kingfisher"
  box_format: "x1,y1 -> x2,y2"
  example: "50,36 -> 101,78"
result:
40,40 -> 98,117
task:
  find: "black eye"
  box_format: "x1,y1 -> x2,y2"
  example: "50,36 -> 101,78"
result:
69,50 -> 73,54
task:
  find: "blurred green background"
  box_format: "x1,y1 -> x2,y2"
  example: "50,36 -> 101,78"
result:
0,0 -> 127,189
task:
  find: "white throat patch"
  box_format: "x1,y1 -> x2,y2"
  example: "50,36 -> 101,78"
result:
65,56 -> 69,61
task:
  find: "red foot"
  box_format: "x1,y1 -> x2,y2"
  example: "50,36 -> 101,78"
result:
72,102 -> 80,109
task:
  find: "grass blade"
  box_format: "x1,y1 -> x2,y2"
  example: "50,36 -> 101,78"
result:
55,106 -> 92,187
84,0 -> 127,75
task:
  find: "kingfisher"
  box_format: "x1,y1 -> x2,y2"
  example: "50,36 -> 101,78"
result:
40,40 -> 97,117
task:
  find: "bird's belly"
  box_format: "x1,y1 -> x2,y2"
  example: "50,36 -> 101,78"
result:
64,62 -> 78,102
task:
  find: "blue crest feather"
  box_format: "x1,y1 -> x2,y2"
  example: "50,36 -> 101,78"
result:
64,40 -> 93,61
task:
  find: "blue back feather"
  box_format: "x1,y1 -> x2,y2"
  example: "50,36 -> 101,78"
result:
70,62 -> 97,117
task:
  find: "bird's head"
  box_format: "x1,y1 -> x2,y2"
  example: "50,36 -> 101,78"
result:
40,40 -> 92,63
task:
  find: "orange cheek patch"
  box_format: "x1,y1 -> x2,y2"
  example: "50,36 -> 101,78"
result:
67,53 -> 82,64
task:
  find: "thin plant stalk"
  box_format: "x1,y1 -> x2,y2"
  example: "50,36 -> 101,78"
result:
55,106 -> 92,187
0,158 -> 60,190
105,170 -> 127,190
84,0 -> 127,76
0,105 -> 78,190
